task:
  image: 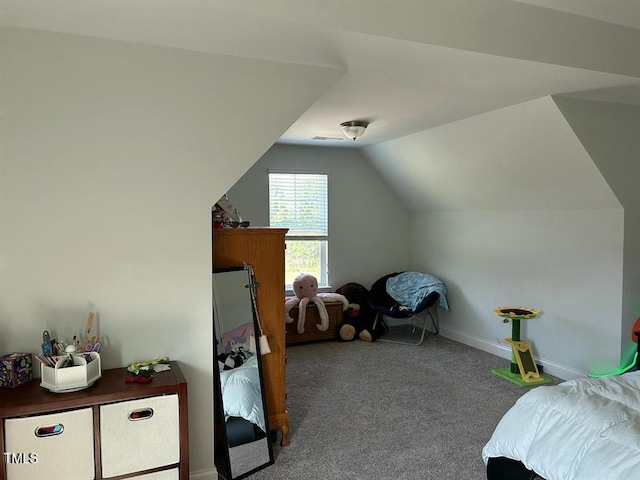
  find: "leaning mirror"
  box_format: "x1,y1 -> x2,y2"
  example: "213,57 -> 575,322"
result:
212,265 -> 274,480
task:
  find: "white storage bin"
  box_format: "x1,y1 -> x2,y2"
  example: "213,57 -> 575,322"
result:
40,352 -> 101,393
100,394 -> 180,478
128,468 -> 179,479
4,408 -> 95,480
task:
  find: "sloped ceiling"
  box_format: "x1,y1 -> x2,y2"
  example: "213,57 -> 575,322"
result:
1,0 -> 639,148
362,96 -> 621,212
0,26 -> 345,205
1,1 -> 638,211
514,0 -> 640,31
553,97 -> 640,210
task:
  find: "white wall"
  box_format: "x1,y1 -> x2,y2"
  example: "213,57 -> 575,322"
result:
413,209 -> 623,378
363,97 -> 626,378
554,97 -> 640,364
226,144 -> 412,290
0,27 -> 342,477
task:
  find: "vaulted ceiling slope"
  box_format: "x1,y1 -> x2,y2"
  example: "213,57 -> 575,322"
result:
514,0 -> 640,31
2,0 -> 640,148
362,96 -> 622,212
553,97 -> 640,212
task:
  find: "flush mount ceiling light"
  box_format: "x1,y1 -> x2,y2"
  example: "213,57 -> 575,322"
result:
340,120 -> 369,141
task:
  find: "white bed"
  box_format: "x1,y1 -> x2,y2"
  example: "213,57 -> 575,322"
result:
483,370 -> 640,480
219,355 -> 266,433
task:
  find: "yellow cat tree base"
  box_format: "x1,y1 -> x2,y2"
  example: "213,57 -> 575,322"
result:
492,306 -> 552,386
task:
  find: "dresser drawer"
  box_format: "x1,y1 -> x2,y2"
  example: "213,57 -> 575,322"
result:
100,394 -> 180,477
4,408 -> 94,480
128,468 -> 179,479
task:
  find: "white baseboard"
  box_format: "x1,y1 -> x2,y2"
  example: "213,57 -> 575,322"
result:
438,327 -> 586,380
190,467 -> 217,480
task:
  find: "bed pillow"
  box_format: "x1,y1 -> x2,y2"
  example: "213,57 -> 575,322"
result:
218,348 -> 252,371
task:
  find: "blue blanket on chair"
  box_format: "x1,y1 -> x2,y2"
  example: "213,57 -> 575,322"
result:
386,272 -> 449,312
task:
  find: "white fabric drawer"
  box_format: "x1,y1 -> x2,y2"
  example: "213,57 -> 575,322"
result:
128,467 -> 179,479
4,407 -> 95,480
100,394 -> 179,477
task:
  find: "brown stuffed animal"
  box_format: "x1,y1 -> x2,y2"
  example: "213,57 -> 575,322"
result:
335,282 -> 384,342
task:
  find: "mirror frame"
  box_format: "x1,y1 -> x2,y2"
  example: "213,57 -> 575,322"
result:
212,265 -> 274,480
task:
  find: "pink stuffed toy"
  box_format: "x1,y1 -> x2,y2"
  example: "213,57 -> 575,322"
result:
286,273 -> 329,334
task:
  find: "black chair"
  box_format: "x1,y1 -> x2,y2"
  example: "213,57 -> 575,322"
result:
369,272 -> 440,346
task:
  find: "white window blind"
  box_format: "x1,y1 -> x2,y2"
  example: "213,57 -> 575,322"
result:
269,172 -> 329,287
269,173 -> 328,237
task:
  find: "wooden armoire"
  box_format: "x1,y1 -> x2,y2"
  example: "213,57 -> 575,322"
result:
212,227 -> 290,446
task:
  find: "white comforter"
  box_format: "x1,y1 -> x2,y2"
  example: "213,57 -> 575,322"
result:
483,371 -> 640,480
219,356 -> 266,433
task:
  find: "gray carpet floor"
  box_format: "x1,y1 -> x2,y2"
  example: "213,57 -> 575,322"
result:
247,328 -> 557,479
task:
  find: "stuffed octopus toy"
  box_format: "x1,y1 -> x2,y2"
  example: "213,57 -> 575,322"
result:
286,273 -> 329,334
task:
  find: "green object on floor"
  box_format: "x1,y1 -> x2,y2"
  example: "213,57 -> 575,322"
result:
589,352 -> 637,378
491,367 -> 553,386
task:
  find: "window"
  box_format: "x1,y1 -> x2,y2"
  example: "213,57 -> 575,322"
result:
269,172 -> 328,288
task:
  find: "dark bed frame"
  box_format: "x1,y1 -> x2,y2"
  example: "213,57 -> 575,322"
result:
486,457 -> 539,480
225,416 -> 266,448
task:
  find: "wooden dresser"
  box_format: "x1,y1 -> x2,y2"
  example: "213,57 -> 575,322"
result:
286,302 -> 344,344
212,227 -> 290,446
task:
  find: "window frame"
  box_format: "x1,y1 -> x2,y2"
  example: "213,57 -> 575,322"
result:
268,170 -> 329,289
